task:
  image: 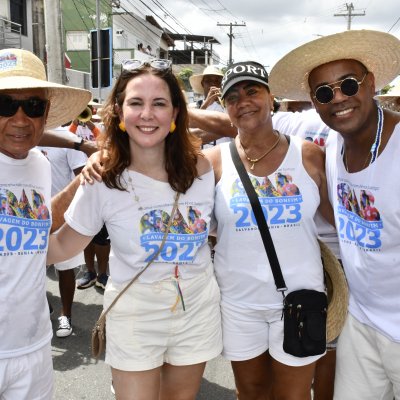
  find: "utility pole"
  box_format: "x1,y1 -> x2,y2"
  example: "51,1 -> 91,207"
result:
217,22 -> 246,66
43,0 -> 65,84
334,2 -> 365,30
96,0 -> 102,102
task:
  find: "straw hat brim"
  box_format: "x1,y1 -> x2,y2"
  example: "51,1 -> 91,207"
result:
189,74 -> 205,94
0,76 -> 92,129
269,30 -> 400,101
318,240 -> 349,342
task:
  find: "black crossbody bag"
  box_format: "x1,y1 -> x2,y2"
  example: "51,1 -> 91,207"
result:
229,140 -> 327,357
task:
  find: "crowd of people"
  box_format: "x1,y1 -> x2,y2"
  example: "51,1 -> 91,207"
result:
1,27 -> 400,400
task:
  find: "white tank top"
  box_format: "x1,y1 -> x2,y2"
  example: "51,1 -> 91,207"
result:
325,123 -> 400,342
214,137 -> 324,309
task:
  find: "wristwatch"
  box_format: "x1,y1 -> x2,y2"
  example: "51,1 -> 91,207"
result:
73,137 -> 85,151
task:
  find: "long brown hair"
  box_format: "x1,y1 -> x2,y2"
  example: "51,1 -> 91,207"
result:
98,65 -> 201,193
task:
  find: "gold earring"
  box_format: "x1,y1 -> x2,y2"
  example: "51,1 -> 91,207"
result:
170,120 -> 176,133
118,121 -> 126,132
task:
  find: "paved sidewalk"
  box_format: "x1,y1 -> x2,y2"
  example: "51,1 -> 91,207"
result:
47,266 -> 236,399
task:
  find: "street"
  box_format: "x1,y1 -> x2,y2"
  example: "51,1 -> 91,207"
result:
47,266 -> 236,399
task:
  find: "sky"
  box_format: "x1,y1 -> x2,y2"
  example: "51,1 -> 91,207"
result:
148,0 -> 400,81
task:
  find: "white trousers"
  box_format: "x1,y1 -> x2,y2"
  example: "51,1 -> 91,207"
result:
0,344 -> 53,400
334,314 -> 400,400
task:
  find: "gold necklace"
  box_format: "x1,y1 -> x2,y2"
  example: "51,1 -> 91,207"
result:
240,132 -> 281,170
127,172 -> 143,210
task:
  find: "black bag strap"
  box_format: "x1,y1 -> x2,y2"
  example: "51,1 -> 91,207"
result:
229,141 -> 287,293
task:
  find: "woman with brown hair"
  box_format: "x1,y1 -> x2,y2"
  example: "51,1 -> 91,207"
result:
47,59 -> 222,399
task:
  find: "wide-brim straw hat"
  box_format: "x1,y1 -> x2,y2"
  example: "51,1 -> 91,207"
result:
0,48 -> 91,129
189,65 -> 224,94
88,99 -> 103,108
375,82 -> 400,103
269,30 -> 400,101
318,240 -> 349,342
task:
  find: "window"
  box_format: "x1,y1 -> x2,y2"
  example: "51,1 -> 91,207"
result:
10,0 -> 27,36
66,31 -> 89,51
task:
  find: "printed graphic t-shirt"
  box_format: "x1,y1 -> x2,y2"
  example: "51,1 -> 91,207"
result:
0,149 -> 52,359
325,124 -> 400,342
65,169 -> 215,284
214,137 -> 324,309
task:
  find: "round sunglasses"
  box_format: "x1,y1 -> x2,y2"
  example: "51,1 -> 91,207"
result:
313,73 -> 368,104
0,95 -> 48,118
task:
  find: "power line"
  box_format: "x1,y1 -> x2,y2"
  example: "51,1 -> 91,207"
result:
388,16 -> 400,33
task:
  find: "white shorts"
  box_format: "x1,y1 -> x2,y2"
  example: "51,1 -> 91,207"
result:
221,301 -> 324,367
104,263 -> 222,371
0,344 -> 53,400
334,314 -> 400,400
54,252 -> 84,271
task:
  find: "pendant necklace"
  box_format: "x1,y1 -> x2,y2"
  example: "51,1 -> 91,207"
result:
342,106 -> 384,172
127,171 -> 143,211
240,131 -> 281,170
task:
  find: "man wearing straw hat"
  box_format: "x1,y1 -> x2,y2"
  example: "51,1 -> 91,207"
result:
269,29 -> 400,400
189,65 -> 233,147
0,48 -> 91,398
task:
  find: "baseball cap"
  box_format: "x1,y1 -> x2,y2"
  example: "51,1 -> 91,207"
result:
220,61 -> 269,99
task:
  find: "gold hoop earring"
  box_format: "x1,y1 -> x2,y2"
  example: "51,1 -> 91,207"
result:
170,120 -> 176,133
118,121 -> 126,132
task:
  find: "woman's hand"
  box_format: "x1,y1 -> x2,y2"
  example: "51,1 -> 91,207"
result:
80,151 -> 104,184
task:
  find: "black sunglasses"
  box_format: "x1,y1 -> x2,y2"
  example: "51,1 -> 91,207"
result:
0,95 -> 48,118
313,73 -> 368,104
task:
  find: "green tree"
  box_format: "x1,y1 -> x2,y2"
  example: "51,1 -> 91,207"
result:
380,84 -> 393,95
178,68 -> 193,91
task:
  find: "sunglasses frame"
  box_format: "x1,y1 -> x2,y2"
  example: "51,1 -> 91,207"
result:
121,58 -> 172,72
313,72 -> 368,104
0,95 -> 48,118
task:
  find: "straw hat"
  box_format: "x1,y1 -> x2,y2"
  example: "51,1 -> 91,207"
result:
88,99 -> 103,108
189,65 -> 224,94
0,48 -> 91,129
318,240 -> 349,342
269,30 -> 400,101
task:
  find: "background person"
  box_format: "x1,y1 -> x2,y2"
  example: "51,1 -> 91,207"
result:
38,126 -> 87,338
68,105 -> 112,291
47,58 -> 222,399
269,29 -> 400,400
189,65 -> 232,148
0,48 -> 90,399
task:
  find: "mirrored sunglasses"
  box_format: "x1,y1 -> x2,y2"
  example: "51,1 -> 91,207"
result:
121,59 -> 172,72
313,73 -> 368,104
0,95 -> 48,118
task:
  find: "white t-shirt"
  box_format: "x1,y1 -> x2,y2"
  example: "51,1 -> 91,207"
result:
325,124 -> 400,342
65,169 -> 215,285
214,138 -> 324,309
38,139 -> 87,268
37,146 -> 87,196
0,149 -> 52,359
273,110 -> 340,257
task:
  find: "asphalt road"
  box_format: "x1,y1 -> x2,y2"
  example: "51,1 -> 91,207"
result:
47,266 -> 236,400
